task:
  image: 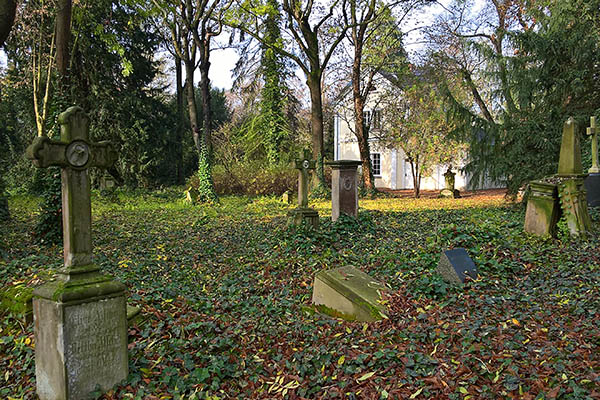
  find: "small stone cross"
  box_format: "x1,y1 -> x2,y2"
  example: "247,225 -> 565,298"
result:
587,116 -> 599,173
294,149 -> 316,208
26,106 -> 117,278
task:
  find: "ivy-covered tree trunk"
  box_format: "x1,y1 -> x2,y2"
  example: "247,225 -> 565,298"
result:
0,175 -> 9,221
260,0 -> 288,165
175,54 -> 184,185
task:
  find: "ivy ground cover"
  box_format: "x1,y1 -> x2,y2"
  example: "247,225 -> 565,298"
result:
1,190 -> 599,399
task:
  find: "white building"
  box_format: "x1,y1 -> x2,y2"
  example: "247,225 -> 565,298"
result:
332,80 -> 500,191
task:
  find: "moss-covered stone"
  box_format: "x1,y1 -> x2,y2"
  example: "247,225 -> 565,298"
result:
524,181 -> 561,237
312,266 -> 388,322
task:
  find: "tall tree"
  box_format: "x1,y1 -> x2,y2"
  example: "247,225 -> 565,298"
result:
231,0 -> 349,189
152,0 -> 232,201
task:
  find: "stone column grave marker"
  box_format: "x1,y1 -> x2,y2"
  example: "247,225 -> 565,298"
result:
327,160 -> 361,221
288,149 -> 319,228
26,106 -> 128,400
584,116 -> 600,207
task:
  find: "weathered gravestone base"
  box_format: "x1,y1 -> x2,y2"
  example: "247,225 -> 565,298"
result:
289,207 -> 319,228
327,160 -> 361,221
439,188 -> 461,199
26,106 -> 128,399
585,173 -> 600,207
524,181 -> 561,237
436,248 -> 478,286
558,178 -> 592,237
34,278 -> 128,400
312,266 -> 388,322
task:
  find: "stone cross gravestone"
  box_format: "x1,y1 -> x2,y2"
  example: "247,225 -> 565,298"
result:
584,116 -> 600,207
327,160 -> 361,221
436,248 -> 478,285
289,149 -> 319,227
312,266 -> 388,322
26,106 -> 128,400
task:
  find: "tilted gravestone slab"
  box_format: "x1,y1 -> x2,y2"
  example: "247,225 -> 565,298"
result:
26,106 -> 128,400
312,266 -> 388,322
436,248 -> 478,285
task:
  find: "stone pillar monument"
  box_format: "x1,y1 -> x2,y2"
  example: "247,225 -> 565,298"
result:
289,149 -> 319,228
524,117 -> 592,238
26,106 -> 128,400
327,160 -> 361,221
584,116 -> 600,207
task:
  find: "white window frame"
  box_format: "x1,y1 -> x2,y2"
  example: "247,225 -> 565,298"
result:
371,153 -> 382,177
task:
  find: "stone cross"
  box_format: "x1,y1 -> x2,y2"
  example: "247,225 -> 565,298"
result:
27,106 -> 117,277
294,149 -> 316,208
586,116 -> 599,173
26,106 -> 127,399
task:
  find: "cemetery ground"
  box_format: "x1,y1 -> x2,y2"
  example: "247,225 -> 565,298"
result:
1,189 -> 599,399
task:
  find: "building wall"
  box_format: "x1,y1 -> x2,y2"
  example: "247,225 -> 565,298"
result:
334,113 -> 491,191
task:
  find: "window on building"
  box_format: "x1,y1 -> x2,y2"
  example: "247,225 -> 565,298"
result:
363,110 -> 371,127
371,153 -> 381,176
372,110 -> 382,129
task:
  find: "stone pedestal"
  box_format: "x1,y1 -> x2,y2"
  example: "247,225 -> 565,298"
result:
289,207 -> 319,228
557,177 -> 592,238
312,266 -> 388,322
584,173 -> 600,207
524,181 -> 561,237
34,275 -> 128,400
328,160 -> 361,221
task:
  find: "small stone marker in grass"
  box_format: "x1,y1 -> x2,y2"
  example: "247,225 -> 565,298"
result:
312,266 -> 388,322
289,149 -> 319,228
440,168 -> 460,199
26,106 -> 128,400
436,248 -> 478,285
327,160 -> 361,221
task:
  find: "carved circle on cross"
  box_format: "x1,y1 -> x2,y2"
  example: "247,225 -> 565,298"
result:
303,160 -> 310,170
66,140 -> 90,168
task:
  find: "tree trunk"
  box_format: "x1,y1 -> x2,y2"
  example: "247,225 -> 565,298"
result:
199,45 -> 212,157
184,60 -> 201,153
307,72 -> 325,189
410,158 -> 420,198
0,0 -> 16,48
55,0 -> 72,90
175,54 -> 184,184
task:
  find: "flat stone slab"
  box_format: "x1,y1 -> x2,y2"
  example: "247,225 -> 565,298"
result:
312,266 -> 388,322
436,248 -> 478,285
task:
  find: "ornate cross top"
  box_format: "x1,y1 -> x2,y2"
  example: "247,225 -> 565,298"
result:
26,106 -> 117,277
294,149 -> 316,208
586,116 -> 599,173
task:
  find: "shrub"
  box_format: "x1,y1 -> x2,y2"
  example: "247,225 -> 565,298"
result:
207,162 -> 297,197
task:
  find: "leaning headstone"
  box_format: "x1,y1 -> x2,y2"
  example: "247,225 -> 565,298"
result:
312,266 -> 388,322
327,160 -> 361,221
26,106 -> 128,400
440,167 -> 460,198
288,149 -> 319,228
524,180 -> 561,237
584,116 -> 600,207
436,248 -> 478,285
556,118 -> 592,238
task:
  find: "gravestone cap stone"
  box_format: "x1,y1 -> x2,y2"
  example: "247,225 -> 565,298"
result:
436,248 -> 478,285
312,266 -> 388,322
